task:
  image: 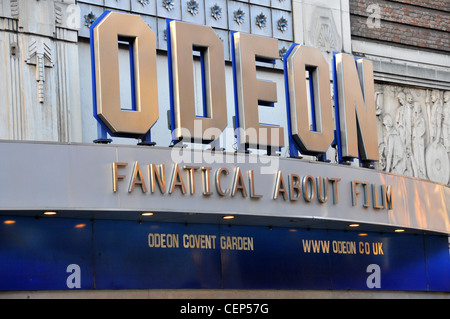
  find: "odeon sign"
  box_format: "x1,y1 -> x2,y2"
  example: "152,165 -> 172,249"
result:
91,11 -> 379,164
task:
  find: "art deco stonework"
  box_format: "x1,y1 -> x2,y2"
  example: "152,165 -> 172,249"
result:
375,84 -> 450,185
77,0 -> 293,62
0,0 -> 82,142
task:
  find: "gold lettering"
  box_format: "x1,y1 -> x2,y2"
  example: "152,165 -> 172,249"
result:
359,241 -> 371,255
316,176 -> 329,203
201,167 -> 213,196
372,183 -> 384,209
220,236 -> 253,250
328,177 -> 341,204
332,240 -> 356,254
215,167 -> 230,196
183,165 -> 200,195
362,182 -> 370,208
302,175 -> 316,202
286,45 -> 334,154
93,12 -> 159,135
383,184 -> 394,210
288,173 -> 302,201
273,170 -> 288,200
169,21 -> 227,142
183,234 -> 217,249
233,32 -> 284,149
112,162 -> 128,192
231,167 -> 247,197
351,180 -> 362,206
149,164 -> 166,193
148,233 -> 179,248
335,53 -> 378,161
169,163 -> 186,194
248,170 -> 263,199
129,161 -> 147,193
372,242 -> 384,255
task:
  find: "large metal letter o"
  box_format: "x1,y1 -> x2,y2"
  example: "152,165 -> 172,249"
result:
92,12 -> 158,136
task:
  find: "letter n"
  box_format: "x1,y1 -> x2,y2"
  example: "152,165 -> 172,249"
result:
334,53 -> 379,163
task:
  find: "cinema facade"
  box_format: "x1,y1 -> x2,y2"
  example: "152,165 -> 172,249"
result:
0,0 -> 449,298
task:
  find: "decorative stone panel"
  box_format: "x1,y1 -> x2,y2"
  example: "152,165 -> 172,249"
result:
77,0 -> 294,65
374,83 -> 450,185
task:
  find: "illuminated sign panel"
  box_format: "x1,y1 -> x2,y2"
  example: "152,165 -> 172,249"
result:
1,216 -> 449,292
90,12 -> 378,162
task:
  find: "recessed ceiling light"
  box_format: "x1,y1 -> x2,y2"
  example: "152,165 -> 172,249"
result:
223,215 -> 235,220
394,229 -> 405,233
43,211 -> 57,216
141,212 -> 154,216
3,220 -> 16,225
349,224 -> 360,227
358,233 -> 368,237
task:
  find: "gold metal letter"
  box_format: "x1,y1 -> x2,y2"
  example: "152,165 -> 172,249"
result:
289,173 -> 302,201
273,171 -> 288,200
351,180 -> 362,206
362,182 -> 370,208
335,53 -> 379,161
129,161 -> 148,193
150,164 -> 166,194
233,32 -> 284,149
169,163 -> 187,195
316,177 -> 329,204
93,12 -> 159,135
184,165 -> 200,195
112,162 -> 128,192
382,184 -> 393,210
231,167 -> 248,197
169,21 -> 227,142
328,177 -> 341,204
215,168 -> 230,196
286,45 -> 334,154
201,167 -> 213,196
248,170 -> 263,199
372,183 -> 384,209
302,175 -> 316,202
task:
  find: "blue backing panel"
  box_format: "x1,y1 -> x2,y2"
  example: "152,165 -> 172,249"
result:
221,226 -> 333,289
327,231 -> 428,291
424,235 -> 450,291
0,216 -> 93,290
93,220 -> 222,289
0,216 -> 449,291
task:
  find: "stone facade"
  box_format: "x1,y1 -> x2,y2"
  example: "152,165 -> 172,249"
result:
0,0 -> 448,186
0,0 -> 82,142
374,84 -> 450,184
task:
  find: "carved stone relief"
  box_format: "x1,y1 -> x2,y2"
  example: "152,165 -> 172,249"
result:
375,84 -> 450,185
0,0 -> 82,142
307,7 -> 342,66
